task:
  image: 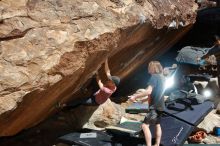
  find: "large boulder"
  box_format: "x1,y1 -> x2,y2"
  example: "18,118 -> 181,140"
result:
0,0 -> 198,136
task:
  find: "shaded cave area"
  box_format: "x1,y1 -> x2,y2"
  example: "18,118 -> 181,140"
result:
0,8 -> 220,146
115,7 -> 220,97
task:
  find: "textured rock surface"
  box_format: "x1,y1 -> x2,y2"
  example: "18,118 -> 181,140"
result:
198,109 -> 220,133
0,0 -> 197,136
83,99 -> 123,130
83,99 -> 145,130
203,134 -> 220,144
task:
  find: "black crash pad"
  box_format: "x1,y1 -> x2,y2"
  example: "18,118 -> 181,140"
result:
59,129 -> 146,146
186,74 -> 211,82
59,130 -> 112,146
106,121 -> 142,137
125,102 -> 149,114
164,101 -> 214,125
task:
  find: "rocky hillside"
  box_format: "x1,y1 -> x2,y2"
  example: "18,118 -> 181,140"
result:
0,0 -> 197,136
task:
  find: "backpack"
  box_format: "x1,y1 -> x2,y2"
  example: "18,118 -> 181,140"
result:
176,46 -> 213,65
165,90 -> 206,112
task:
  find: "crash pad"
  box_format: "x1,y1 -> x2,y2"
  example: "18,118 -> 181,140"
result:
125,102 -> 149,114
164,101 -> 214,125
59,129 -> 146,146
59,130 -> 112,146
106,114 -> 194,146
186,74 -> 211,82
126,100 -> 214,126
150,114 -> 194,146
106,121 -> 142,137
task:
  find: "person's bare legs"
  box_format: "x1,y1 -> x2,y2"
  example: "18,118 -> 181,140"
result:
142,123 -> 152,146
154,124 -> 162,146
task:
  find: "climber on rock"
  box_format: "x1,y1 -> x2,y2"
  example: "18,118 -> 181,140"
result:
58,58 -> 120,108
92,59 -> 120,105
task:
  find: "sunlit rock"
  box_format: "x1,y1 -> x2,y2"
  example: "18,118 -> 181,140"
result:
0,0 -> 198,136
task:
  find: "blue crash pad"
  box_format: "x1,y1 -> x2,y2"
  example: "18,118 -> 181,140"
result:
164,101 -> 214,125
106,114 -> 194,146
150,114 -> 194,146
126,100 -> 213,126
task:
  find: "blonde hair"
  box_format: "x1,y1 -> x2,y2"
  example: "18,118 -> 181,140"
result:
148,61 -> 163,74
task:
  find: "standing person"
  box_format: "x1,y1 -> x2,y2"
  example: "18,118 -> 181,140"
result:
58,58 -> 120,108
128,61 -> 165,146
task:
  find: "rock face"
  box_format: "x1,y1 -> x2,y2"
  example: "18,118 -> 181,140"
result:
198,109 -> 220,133
75,99 -> 144,130
0,0 -> 197,136
83,99 -> 123,130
